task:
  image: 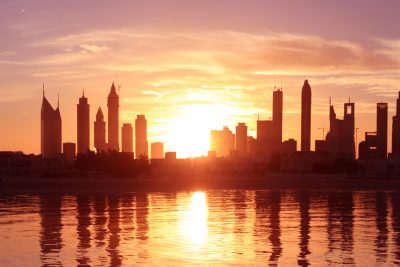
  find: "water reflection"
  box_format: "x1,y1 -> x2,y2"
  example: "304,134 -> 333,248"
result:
39,195 -> 63,267
254,191 -> 282,266
3,190 -> 400,266
327,192 -> 354,265
107,195 -> 122,267
76,196 -> 91,266
183,191 -> 208,245
375,192 -> 388,264
297,192 -> 310,267
391,192 -> 400,265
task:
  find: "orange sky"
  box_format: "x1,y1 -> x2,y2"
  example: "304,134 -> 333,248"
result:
0,1 -> 400,157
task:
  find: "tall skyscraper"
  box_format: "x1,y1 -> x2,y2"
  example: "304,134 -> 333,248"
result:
41,90 -> 62,158
77,91 -> 90,154
273,88 -> 283,143
301,80 -> 312,152
392,92 -> 400,157
317,101 -> 355,159
122,123 -> 133,155
135,115 -> 148,159
151,142 -> 164,159
107,82 -> 119,151
377,102 -> 388,158
94,107 -> 106,152
235,123 -> 248,157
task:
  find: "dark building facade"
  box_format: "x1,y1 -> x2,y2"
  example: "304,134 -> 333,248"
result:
316,101 -> 355,159
301,80 -> 312,152
392,92 -> 400,157
77,91 -> 90,154
377,103 -> 388,158
273,88 -> 283,143
41,91 -> 62,158
94,107 -> 106,152
359,132 -> 378,159
107,82 -> 119,151
135,115 -> 148,159
121,123 -> 133,156
235,122 -> 248,157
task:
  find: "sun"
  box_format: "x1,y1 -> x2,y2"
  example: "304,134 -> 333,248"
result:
164,104 -> 216,158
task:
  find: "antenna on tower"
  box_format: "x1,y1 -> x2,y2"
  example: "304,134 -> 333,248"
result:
329,97 -> 331,106
42,83 -> 45,97
82,89 -> 85,97
57,93 -> 59,108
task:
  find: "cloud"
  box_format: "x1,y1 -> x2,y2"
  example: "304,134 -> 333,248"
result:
0,50 -> 16,56
79,43 -> 109,53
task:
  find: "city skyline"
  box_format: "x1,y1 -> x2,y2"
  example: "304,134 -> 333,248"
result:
39,80 -> 400,160
1,1 -> 400,157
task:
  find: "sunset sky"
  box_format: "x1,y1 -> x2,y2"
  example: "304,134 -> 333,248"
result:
1,0 -> 400,157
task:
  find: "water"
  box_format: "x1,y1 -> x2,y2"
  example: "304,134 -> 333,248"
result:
0,190 -> 399,266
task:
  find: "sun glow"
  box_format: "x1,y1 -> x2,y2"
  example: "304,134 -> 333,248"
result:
164,104 -> 218,158
181,191 -> 208,245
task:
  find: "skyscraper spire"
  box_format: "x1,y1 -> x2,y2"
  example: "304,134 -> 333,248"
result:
57,93 -> 59,108
82,89 -> 85,98
42,83 -> 45,98
301,79 -> 312,152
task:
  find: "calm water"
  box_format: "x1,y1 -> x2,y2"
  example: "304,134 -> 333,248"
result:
1,190 -> 400,266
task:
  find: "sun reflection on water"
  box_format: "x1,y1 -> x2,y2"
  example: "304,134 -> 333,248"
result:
181,191 -> 208,245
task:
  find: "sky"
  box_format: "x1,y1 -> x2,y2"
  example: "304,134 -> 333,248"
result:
0,0 -> 400,157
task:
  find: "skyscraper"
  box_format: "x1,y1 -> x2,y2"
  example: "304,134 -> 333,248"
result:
318,101 -> 355,159
377,102 -> 388,158
135,115 -> 148,159
94,107 -> 106,152
122,123 -> 133,155
210,126 -> 235,157
107,82 -> 119,151
301,80 -> 312,152
273,88 -> 283,143
41,90 -> 62,158
151,142 -> 164,159
235,123 -> 248,157
77,91 -> 90,154
392,92 -> 400,157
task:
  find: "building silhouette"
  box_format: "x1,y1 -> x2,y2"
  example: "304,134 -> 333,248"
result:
121,123 -> 133,156
235,123 -> 248,157
94,107 -> 106,152
301,80 -> 312,152
273,88 -> 283,143
392,92 -> 400,157
107,82 -> 119,151
256,88 -> 284,157
257,119 -> 278,156
359,132 -> 378,159
77,91 -> 90,154
135,115 -> 148,159
324,101 -> 355,158
210,126 -> 235,157
377,103 -> 388,158
41,90 -> 62,158
151,142 -> 164,159
63,142 -> 76,161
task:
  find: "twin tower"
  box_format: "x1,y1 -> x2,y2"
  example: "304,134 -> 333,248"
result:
41,83 -> 148,158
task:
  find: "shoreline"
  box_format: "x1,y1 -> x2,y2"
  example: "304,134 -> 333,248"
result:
2,174 -> 400,193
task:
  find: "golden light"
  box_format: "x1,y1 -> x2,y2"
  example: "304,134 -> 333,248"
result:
180,191 -> 208,245
163,91 -> 245,158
